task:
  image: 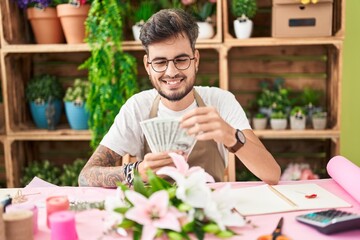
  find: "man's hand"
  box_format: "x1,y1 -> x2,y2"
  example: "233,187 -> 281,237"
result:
180,106 -> 236,147
138,152 -> 176,181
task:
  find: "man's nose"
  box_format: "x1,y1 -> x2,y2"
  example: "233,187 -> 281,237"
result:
165,60 -> 179,76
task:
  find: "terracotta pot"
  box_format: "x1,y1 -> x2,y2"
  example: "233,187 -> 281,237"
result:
27,7 -> 65,44
57,4 -> 90,44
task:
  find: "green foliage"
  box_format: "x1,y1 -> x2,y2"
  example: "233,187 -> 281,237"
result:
312,111 -> 327,119
63,78 -> 90,103
21,160 -> 61,186
133,0 -> 159,24
59,159 -> 87,186
21,158 -> 87,187
81,0 -> 139,149
256,78 -> 292,112
254,112 -> 266,119
25,75 -> 64,103
290,106 -> 306,117
231,0 -> 257,19
299,87 -> 322,107
270,111 -> 286,119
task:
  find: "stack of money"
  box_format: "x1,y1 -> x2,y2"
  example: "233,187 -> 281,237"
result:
140,117 -> 197,156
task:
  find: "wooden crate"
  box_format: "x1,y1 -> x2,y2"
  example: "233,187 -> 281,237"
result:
227,44 -> 341,130
8,140 -> 91,187
0,141 -> 5,187
223,0 -> 345,40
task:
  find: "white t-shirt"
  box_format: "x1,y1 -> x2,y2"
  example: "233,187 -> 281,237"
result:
100,86 -> 251,166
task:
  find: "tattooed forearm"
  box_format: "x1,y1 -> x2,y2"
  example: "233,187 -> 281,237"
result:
78,145 -> 125,187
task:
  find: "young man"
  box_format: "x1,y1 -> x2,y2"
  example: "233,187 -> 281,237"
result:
78,9 -> 280,187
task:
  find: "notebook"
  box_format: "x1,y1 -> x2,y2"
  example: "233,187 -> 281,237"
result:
234,183 -> 352,216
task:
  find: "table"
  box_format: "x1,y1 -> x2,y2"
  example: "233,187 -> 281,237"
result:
2,179 -> 360,240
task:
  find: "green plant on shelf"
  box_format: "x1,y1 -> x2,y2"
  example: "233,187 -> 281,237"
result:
21,160 -> 61,186
132,0 -> 159,26
254,112 -> 266,119
59,159 -> 87,186
64,78 -> 90,104
290,106 -> 306,119
231,0 -> 257,20
25,75 -> 64,104
270,111 -> 286,119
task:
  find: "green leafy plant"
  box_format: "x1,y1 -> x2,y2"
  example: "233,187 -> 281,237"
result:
133,0 -> 159,25
312,111 -> 327,119
59,158 -> 87,186
231,0 -> 257,19
290,106 -> 306,118
256,78 -> 292,113
254,112 -> 266,119
270,111 -> 286,119
25,75 -> 64,104
21,160 -> 61,186
63,78 -> 90,104
81,0 -> 139,149
299,87 -> 322,108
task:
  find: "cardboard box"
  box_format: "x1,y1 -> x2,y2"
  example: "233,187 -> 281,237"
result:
272,0 -> 333,37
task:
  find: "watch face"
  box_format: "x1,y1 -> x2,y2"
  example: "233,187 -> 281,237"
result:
236,130 -> 246,144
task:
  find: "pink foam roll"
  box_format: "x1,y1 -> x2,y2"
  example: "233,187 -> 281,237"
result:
49,211 -> 78,240
6,203 -> 38,234
327,155 -> 360,204
46,196 -> 69,228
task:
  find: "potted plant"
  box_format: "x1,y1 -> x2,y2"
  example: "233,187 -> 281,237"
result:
252,112 -> 267,130
299,87 -> 323,125
131,0 -> 159,41
159,0 -> 217,40
25,75 -> 64,129
270,111 -> 287,130
312,111 -> 327,130
14,0 -> 65,44
57,0 -> 93,43
231,0 -> 257,39
81,0 -> 138,149
64,78 -> 90,130
256,79 -> 292,118
289,106 -> 306,130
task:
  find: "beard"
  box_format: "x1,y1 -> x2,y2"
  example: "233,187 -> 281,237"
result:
150,72 -> 195,102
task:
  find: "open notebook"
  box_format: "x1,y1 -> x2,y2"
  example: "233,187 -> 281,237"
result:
234,183 -> 351,216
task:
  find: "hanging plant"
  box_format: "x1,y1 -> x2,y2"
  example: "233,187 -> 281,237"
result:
80,0 -> 139,149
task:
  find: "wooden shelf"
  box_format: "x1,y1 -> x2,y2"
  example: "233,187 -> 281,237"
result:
254,129 -> 340,139
6,130 -> 91,141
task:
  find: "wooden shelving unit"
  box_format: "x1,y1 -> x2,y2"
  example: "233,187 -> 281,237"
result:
0,0 -> 345,187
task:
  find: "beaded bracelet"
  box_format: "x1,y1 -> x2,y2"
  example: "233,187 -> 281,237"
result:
123,161 -> 141,186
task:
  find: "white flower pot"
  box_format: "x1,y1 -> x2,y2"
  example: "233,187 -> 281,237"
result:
233,18 -> 253,39
252,118 -> 267,130
312,117 -> 327,130
132,24 -> 142,41
290,116 -> 306,130
270,119 -> 287,130
197,22 -> 214,40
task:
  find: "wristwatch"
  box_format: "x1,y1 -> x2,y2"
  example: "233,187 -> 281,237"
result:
226,129 -> 246,153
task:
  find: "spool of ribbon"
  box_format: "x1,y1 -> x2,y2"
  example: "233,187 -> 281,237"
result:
327,155 -> 360,204
49,211 -> 78,240
46,196 -> 69,228
6,203 -> 38,234
3,210 -> 33,240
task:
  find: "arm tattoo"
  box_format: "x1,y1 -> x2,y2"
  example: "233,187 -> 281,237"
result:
78,145 -> 125,188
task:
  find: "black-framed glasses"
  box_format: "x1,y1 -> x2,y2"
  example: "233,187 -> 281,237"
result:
147,56 -> 196,73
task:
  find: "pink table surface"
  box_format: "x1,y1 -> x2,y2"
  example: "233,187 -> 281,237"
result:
18,179 -> 360,240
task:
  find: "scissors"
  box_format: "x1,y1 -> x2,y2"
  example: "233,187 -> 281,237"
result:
257,217 -> 290,240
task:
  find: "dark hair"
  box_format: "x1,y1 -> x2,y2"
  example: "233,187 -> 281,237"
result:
139,8 -> 199,54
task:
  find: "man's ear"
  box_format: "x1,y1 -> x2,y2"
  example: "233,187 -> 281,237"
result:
144,55 -> 150,75
195,49 -> 200,72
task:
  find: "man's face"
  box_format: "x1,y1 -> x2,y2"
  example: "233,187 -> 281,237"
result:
144,34 -> 199,102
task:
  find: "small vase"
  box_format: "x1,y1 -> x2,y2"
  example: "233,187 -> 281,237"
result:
252,118 -> 267,130
56,4 -> 90,44
270,119 -> 287,130
312,117 -> 327,130
26,7 -> 65,44
65,101 -> 89,130
233,18 -> 253,39
29,100 -> 62,129
132,24 -> 142,41
290,116 -> 306,130
197,22 -> 214,40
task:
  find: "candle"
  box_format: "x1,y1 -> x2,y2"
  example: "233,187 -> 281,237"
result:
3,210 -> 33,240
6,203 -> 38,234
49,211 -> 77,240
46,196 -> 69,228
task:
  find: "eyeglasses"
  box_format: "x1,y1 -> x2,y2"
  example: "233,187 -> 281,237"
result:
147,56 -> 195,73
